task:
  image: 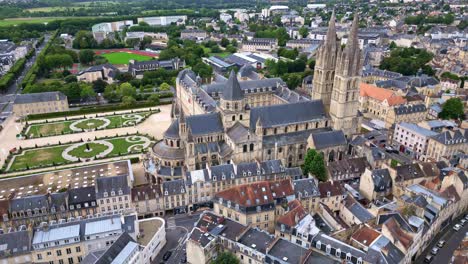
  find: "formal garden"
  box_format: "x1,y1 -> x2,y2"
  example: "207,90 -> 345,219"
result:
23,110 -> 157,138
4,134 -> 154,172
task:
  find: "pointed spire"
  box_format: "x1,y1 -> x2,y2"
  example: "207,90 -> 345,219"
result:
345,13 -> 360,53
325,10 -> 337,45
222,70 -> 244,101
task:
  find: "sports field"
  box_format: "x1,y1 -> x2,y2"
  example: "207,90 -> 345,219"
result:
101,52 -> 154,65
0,17 -> 92,26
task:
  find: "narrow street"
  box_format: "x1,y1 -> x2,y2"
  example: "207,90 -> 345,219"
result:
415,214 -> 468,264
0,34 -> 51,120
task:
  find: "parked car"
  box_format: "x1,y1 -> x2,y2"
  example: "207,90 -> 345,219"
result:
461,219 -> 466,226
181,253 -> 187,263
424,255 -> 433,263
465,214 -> 468,221
163,251 -> 172,261
430,247 -> 439,255
437,240 -> 445,248
454,224 -> 462,231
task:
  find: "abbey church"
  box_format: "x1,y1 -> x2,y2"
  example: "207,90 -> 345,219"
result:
149,13 -> 363,181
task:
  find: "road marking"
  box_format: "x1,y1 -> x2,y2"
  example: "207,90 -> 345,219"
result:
167,217 -> 176,229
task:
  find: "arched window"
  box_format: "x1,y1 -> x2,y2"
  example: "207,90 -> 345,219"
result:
232,116 -> 236,121
226,102 -> 230,109
240,114 -> 243,120
285,127 -> 288,133
249,143 -> 254,151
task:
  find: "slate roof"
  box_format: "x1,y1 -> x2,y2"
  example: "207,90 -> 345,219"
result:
81,232 -> 136,264
152,141 -> 185,159
10,195 -> 48,212
238,228 -> 274,254
393,104 -> 427,115
78,64 -> 117,74
189,227 -> 215,247
311,130 -> 347,149
95,175 -> 130,199
249,100 -> 327,130
203,77 -> 285,95
163,119 -> 180,139
372,169 -> 392,192
345,196 -> 374,223
195,212 -> 247,241
327,157 -> 369,179
318,181 -> 344,198
394,164 -> 425,182
186,112 -> 223,136
267,238 -> 309,264
131,184 -> 162,201
14,92 -> 67,104
68,186 -> 96,205
162,179 -> 185,196
0,230 -> 31,258
431,129 -> 467,145
293,178 -> 320,198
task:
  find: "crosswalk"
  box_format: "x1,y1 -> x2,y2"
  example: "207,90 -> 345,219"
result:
167,217 -> 176,229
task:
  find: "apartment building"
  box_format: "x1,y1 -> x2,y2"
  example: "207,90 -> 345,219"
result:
393,122 -> 438,161
241,38 -> 278,52
95,175 -> 132,214
426,129 -> 468,161
180,29 -> 208,41
13,92 -> 69,117
213,179 -> 294,233
385,104 -> 427,129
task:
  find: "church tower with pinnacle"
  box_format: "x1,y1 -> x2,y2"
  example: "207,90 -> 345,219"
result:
329,14 -> 362,137
311,11 -> 339,109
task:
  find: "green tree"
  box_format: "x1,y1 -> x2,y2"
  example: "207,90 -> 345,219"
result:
299,26 -> 309,38
159,82 -> 171,91
92,79 -> 107,93
79,49 -> 95,65
311,153 -> 327,182
439,98 -> 465,120
212,252 -> 239,264
220,37 -> 230,47
121,96 -> 136,106
389,41 -> 397,49
45,54 -> 73,70
80,84 -> 96,100
303,149 -> 317,176
103,84 -> 121,102
148,94 -> 160,104
120,82 -> 137,98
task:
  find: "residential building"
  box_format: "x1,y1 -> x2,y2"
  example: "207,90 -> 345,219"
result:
393,122 -> 439,160
385,104 -> 427,129
180,29 -> 208,41
0,230 -> 32,264
359,168 -> 393,201
326,157 -> 369,182
131,184 -> 164,218
213,179 -> 294,233
95,175 -> 132,214
241,38 -> 278,52
426,129 -> 468,161
77,64 -> 118,84
317,181 -> 345,212
13,92 -> 69,117
128,58 -> 184,77
359,83 -> 407,121
137,16 -> 187,26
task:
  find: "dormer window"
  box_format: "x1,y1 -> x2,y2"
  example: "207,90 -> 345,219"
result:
111,191 -> 115,196
257,170 -> 261,175
336,249 -> 341,257
256,206 -> 261,212
118,190 -> 123,195
248,171 -> 252,176
243,172 -> 246,177
181,188 -> 185,193
213,176 -> 217,181
327,191 -> 331,197
164,191 -> 168,196
357,257 -> 362,264
104,192 -> 108,198
346,253 -> 351,261
316,241 -> 321,249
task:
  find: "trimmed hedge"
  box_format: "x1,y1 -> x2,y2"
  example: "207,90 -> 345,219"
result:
26,100 -> 169,121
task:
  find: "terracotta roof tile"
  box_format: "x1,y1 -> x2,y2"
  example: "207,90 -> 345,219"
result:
277,200 -> 307,227
384,217 -> 413,250
351,226 -> 381,247
215,179 -> 294,207
360,83 -> 407,106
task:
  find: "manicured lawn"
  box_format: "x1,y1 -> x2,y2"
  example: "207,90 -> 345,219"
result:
209,52 -> 232,58
68,143 -> 109,159
9,145 -> 69,171
25,112 -> 153,138
74,118 -> 107,130
8,136 -> 152,171
101,52 -> 154,65
0,17 -> 93,26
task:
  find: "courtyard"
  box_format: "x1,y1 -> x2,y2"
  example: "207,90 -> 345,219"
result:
6,135 -> 153,172
24,111 -> 156,138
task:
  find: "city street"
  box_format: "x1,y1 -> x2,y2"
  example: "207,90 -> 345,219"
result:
0,35 -> 51,121
415,214 -> 468,264
152,211 -> 204,264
